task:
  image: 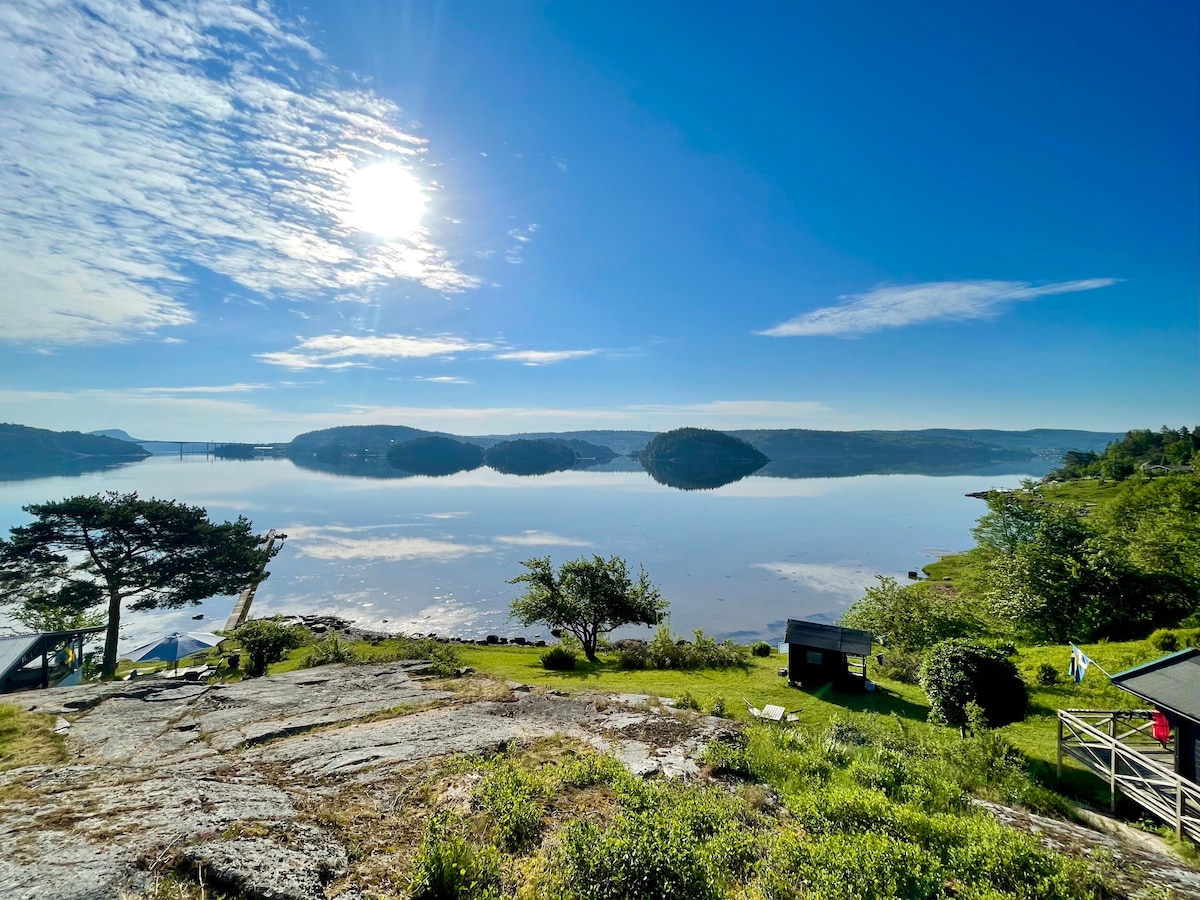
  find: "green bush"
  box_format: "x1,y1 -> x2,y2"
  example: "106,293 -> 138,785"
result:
1034,662 -> 1060,685
234,618 -> 306,677
363,635 -> 461,678
303,635 -> 356,668
675,690 -> 701,711
877,649 -> 924,684
616,644 -> 648,669
540,645 -> 577,670
708,696 -> 727,718
406,813 -> 501,900
750,641 -> 772,657
920,639 -> 1028,729
1149,628 -> 1180,652
643,626 -> 749,670
472,761 -> 545,851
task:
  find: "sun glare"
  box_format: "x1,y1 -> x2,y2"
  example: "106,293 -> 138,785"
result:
345,164 -> 427,239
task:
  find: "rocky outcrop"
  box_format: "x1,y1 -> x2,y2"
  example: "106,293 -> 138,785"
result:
0,664 -> 729,899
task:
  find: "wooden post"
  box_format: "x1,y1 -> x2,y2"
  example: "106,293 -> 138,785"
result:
1056,715 -> 1064,785
1176,777 -> 1184,838
1109,714 -> 1118,813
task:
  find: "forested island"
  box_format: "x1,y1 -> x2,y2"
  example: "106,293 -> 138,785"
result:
640,427 -> 769,489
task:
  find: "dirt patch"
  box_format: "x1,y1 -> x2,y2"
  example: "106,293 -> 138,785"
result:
612,714 -> 697,746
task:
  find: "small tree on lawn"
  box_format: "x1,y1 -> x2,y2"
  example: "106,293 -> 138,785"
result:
508,555 -> 667,662
919,638 -> 1028,731
0,492 -> 279,679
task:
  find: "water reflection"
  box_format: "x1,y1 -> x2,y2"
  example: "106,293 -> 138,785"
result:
641,455 -> 768,491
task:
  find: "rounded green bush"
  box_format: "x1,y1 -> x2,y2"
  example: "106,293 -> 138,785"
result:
920,638 -> 1028,729
751,641 -> 772,657
540,645 -> 577,670
1149,628 -> 1180,652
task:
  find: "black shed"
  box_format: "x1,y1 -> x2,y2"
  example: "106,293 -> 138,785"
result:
1111,648 -> 1200,784
784,619 -> 873,691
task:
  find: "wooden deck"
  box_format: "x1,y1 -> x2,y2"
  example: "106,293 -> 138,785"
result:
1058,708 -> 1200,842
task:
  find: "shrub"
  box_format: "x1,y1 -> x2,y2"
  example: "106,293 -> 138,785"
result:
920,639 -> 1028,729
674,690 -> 701,711
1149,628 -> 1180,652
751,641 -> 772,657
643,626 -> 749,670
234,618 -> 307,677
878,650 -> 924,684
616,644 -> 648,670
303,635 -> 356,668
407,813 -> 501,900
540,645 -> 577,671
708,696 -> 727,718
472,761 -> 545,851
1034,662 -> 1060,685
363,635 -> 460,678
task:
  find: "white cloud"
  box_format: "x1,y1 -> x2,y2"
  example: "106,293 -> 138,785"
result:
757,278 -> 1119,337
257,333 -> 495,369
495,531 -> 592,548
754,562 -> 881,600
129,384 -> 269,394
0,0 -> 479,345
493,349 -> 600,366
504,223 -> 538,264
415,376 -> 474,384
285,525 -> 492,561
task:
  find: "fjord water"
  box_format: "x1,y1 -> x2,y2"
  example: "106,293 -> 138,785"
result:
0,456 -> 1036,649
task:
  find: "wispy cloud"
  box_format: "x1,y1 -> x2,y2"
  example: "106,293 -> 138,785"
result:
415,376 -> 474,384
495,531 -> 592,548
129,384 -> 269,395
492,349 -> 601,366
757,279 -> 1119,337
0,0 -> 479,345
505,224 -> 539,264
257,334 -> 495,370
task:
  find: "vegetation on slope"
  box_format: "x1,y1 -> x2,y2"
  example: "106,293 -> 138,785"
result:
0,423 -> 150,461
1051,426 -> 1198,481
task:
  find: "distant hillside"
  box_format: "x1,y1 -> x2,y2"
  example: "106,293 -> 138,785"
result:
3,423 -> 150,461
466,430 -> 654,456
909,428 -> 1123,455
287,425 -> 441,461
640,428 -> 768,490
90,428 -> 142,443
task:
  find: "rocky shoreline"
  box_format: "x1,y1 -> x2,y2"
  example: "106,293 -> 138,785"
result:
278,613 -> 551,647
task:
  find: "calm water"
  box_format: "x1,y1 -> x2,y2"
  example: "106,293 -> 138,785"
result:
0,456 -> 1033,650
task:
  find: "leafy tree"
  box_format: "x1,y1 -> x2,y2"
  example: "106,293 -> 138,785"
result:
920,639 -> 1027,730
0,492 -> 279,679
235,617 -> 306,677
509,555 -> 667,662
841,576 -> 979,651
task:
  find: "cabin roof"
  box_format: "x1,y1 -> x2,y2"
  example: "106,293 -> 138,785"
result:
784,619 -> 872,655
1111,648 -> 1200,724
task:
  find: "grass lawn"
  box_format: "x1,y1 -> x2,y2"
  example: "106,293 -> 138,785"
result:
1038,478 -> 1127,504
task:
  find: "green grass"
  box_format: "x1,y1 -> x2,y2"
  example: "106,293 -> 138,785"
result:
0,704 -> 67,771
263,629 -> 1172,814
1038,479 -> 1126,504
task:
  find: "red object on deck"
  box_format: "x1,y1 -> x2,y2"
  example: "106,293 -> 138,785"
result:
1152,710 -> 1172,743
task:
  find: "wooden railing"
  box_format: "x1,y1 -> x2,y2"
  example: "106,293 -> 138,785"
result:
1058,709 -> 1200,841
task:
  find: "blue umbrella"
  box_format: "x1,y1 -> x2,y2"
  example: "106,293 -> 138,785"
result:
122,631 -> 225,672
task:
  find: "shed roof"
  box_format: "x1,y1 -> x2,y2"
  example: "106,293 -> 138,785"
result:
785,619 -> 872,656
0,634 -> 43,681
1110,648 -> 1200,724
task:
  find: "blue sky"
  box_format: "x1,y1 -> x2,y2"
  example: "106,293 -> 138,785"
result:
1,0 -> 1196,441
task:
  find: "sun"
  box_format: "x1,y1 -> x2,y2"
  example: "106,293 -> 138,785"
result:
345,164 -> 427,239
